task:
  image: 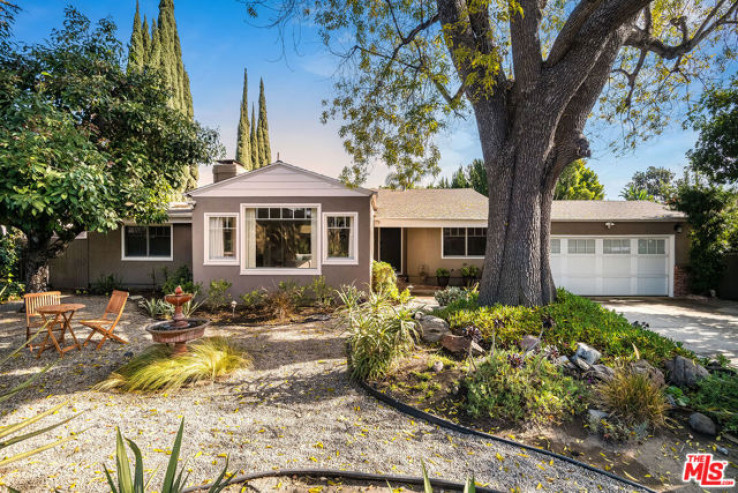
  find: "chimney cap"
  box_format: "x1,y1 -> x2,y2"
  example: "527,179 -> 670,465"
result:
216,159 -> 243,166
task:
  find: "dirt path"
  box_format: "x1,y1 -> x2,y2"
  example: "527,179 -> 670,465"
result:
0,295 -> 644,492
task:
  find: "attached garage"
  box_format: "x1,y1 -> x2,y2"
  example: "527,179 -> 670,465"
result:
549,236 -> 674,296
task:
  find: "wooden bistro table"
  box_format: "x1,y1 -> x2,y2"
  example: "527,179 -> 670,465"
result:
35,303 -> 85,358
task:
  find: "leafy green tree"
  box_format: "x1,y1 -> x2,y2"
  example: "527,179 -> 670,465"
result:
0,8 -> 221,291
435,159 -> 488,196
236,69 -> 252,169
673,171 -> 738,293
554,160 -> 605,200
622,166 -> 675,202
257,78 -> 271,167
246,0 -> 738,306
688,77 -> 738,184
620,184 -> 655,201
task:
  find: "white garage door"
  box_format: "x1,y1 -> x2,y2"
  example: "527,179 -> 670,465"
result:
550,236 -> 673,296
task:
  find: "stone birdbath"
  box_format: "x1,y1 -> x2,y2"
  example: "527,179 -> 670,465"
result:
145,286 -> 209,355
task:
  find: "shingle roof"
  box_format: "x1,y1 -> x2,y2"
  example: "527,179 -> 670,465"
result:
374,189 -> 686,222
375,189 -> 488,220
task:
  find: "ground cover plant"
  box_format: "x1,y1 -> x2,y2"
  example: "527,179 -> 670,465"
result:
96,337 -> 250,392
465,350 -> 587,425
691,372 -> 738,433
436,288 -> 692,366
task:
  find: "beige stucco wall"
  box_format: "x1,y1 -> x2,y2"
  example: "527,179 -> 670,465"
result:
49,224 -> 193,290
403,220 -> 690,285
191,196 -> 373,297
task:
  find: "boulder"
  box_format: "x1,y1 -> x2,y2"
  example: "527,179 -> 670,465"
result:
666,356 -> 709,388
419,316 -> 451,343
689,412 -> 717,436
553,356 -> 570,367
520,335 -> 541,352
441,334 -> 484,357
586,364 -> 616,383
630,359 -> 665,387
574,343 -> 602,365
571,355 -> 592,372
587,409 -> 609,432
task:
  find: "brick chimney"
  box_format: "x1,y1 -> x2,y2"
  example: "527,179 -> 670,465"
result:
212,159 -> 246,183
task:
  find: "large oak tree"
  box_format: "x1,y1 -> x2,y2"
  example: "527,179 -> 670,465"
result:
247,0 -> 738,306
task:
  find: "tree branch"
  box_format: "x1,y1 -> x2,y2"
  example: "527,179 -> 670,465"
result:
511,0 -> 544,93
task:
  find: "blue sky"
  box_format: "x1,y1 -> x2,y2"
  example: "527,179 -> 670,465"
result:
13,1 -> 697,197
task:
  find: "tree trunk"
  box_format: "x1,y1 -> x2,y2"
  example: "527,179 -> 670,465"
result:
21,230 -> 72,293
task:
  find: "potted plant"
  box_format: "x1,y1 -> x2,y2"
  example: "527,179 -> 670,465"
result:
436,267 -> 450,288
460,264 -> 480,287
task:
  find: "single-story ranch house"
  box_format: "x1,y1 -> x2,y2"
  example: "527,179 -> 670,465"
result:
50,160 -> 689,297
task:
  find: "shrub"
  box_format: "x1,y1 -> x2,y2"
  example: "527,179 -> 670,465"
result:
161,264 -> 200,296
0,227 -> 23,301
139,297 -> 173,319
240,288 -> 267,309
339,288 -> 418,380
92,273 -> 123,295
96,337 -> 250,393
692,373 -> 738,433
434,286 -> 473,306
104,419 -> 229,493
596,361 -> 668,431
460,264 -> 480,278
435,267 -> 450,277
372,260 -> 398,295
438,288 -> 691,366
206,279 -> 232,310
465,350 -> 587,425
309,276 -> 335,309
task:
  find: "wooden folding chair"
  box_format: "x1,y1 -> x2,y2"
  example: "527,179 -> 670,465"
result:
24,291 -> 61,351
79,290 -> 129,350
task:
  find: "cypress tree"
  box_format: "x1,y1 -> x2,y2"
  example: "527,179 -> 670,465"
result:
148,19 -> 161,71
250,104 -> 259,167
257,78 -> 271,166
235,69 -> 252,170
127,0 -> 144,72
141,15 -> 151,64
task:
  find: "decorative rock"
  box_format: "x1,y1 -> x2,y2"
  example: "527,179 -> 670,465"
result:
586,364 -> 615,382
574,343 -> 602,365
689,412 -> 717,436
520,335 -> 541,352
587,409 -> 609,432
419,316 -> 452,343
666,356 -> 710,388
631,359 -> 665,387
431,360 -> 444,373
553,356 -> 570,366
571,355 -> 592,372
441,334 -> 484,357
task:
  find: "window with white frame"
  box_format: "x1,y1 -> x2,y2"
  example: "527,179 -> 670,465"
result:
638,238 -> 665,255
550,239 -> 561,254
122,225 -> 172,260
207,215 -> 237,263
242,206 -> 318,271
567,238 -> 595,254
442,228 -> 487,257
603,239 -> 631,254
324,213 -> 357,263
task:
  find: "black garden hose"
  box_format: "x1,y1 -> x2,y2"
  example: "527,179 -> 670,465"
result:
181,468 -> 503,493
356,378 -> 657,493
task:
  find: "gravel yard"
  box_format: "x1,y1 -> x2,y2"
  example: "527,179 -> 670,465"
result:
0,295 -> 645,492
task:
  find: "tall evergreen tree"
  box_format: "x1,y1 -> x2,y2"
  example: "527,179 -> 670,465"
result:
148,19 -> 161,68
257,78 -> 271,166
250,104 -> 259,167
235,69 -> 252,169
141,15 -> 151,64
127,0 -> 144,72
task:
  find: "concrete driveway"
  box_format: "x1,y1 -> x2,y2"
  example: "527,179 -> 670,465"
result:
598,297 -> 738,365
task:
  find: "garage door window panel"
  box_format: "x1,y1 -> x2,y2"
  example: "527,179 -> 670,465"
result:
603,239 -> 631,254
638,239 -> 665,255
567,239 -> 595,254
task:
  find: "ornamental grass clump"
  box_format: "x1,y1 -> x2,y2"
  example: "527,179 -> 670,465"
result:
338,288 -> 418,381
465,350 -> 587,425
96,337 -> 250,393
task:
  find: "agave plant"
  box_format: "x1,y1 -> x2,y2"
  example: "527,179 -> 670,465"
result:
104,419 -> 230,493
416,461 -> 475,493
0,324 -> 79,467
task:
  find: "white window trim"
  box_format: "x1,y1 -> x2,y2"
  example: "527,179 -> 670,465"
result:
602,238 -> 632,255
204,213 -> 240,266
322,212 -> 359,265
239,203 -> 322,276
440,227 -> 485,259
121,224 -> 174,261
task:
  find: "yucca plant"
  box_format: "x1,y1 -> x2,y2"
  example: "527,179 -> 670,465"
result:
104,419 -> 230,493
96,337 -> 251,392
418,461 -> 476,493
0,324 -> 78,467
339,289 -> 418,380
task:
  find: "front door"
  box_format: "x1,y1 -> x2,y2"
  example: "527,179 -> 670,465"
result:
379,228 -> 402,273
